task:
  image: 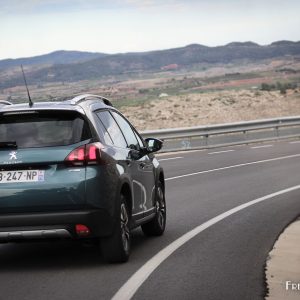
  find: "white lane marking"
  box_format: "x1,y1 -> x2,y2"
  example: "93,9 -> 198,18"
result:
208,150 -> 235,155
155,149 -> 207,157
158,157 -> 183,162
165,153 -> 300,181
251,145 -> 273,149
289,141 -> 300,144
112,184 -> 300,300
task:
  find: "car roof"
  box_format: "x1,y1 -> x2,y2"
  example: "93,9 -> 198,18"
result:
0,94 -> 113,115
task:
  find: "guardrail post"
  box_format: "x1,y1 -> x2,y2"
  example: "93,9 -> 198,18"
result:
243,130 -> 247,143
205,134 -> 209,146
275,126 -> 279,137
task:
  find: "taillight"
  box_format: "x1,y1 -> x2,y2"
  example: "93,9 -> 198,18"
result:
75,224 -> 90,237
87,144 -> 97,161
65,143 -> 103,166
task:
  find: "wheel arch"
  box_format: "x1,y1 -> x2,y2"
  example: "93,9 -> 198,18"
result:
120,181 -> 133,218
158,171 -> 165,192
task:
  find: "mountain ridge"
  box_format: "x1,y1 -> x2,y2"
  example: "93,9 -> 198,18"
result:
1,40 -> 300,89
0,50 -> 107,70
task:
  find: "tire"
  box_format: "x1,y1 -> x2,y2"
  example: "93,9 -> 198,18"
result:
101,194 -> 131,263
141,182 -> 166,236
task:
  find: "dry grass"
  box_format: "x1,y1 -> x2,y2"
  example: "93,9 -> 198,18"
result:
121,89 -> 300,130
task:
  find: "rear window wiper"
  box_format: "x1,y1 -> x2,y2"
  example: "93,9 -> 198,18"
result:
0,141 -> 18,149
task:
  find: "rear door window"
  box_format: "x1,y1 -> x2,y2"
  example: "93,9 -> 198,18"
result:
96,111 -> 127,148
0,111 -> 91,148
111,111 -> 140,150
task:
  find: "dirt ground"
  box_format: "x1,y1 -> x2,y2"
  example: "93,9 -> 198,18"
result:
121,89 -> 300,130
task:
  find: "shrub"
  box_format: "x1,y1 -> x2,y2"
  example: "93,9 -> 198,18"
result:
261,82 -> 297,93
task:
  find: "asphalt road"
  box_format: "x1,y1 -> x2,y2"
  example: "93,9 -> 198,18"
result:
1,140 -> 300,300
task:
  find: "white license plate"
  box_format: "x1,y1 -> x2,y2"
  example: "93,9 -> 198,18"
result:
0,170 -> 45,183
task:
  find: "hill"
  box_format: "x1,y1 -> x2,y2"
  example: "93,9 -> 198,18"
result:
0,50 -> 107,70
1,41 -> 300,89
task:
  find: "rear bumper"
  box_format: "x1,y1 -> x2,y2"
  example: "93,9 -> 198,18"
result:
0,209 -> 114,242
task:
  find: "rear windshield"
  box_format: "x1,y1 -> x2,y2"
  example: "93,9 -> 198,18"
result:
0,111 -> 91,148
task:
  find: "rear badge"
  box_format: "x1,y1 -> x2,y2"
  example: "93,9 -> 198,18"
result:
9,151 -> 17,160
2,151 -> 23,165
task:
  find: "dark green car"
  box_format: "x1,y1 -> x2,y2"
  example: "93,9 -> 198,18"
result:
0,95 -> 166,263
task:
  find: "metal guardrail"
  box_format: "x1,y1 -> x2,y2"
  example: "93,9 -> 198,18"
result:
141,116 -> 300,152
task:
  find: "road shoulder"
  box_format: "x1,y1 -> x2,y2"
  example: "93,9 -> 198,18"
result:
265,218 -> 300,300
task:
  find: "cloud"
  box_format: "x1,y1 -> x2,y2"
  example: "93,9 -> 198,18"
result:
125,0 -> 182,8
1,0 -> 299,59
0,0 -> 189,15
0,0 -> 109,14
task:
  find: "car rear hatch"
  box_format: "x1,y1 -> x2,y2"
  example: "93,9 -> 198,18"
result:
0,109 -> 93,213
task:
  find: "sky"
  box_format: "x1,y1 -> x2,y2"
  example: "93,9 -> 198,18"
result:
0,0 -> 299,59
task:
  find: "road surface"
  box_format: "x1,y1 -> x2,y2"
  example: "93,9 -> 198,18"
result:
1,140 -> 300,300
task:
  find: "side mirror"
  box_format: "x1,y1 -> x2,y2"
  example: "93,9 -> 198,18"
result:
145,138 -> 163,153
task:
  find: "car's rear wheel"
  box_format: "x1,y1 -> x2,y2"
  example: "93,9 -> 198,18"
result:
101,194 -> 131,263
142,182 -> 166,236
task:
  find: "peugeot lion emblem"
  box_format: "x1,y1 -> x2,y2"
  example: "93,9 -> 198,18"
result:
9,151 -> 17,160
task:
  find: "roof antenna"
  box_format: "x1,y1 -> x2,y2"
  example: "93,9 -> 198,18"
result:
21,64 -> 33,107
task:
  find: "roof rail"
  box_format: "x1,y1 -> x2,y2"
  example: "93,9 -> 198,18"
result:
0,100 -> 13,106
67,94 -> 113,107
